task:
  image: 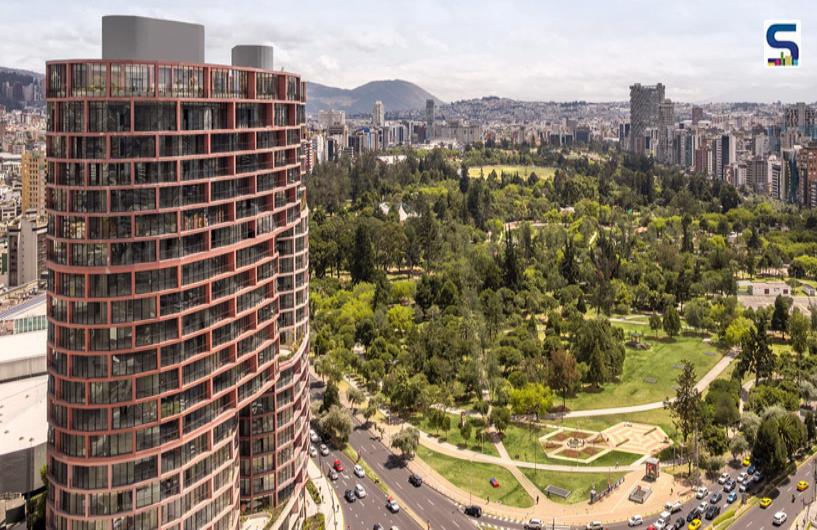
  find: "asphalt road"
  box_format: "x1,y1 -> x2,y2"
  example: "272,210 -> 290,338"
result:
311,442 -> 417,530
729,459 -> 817,530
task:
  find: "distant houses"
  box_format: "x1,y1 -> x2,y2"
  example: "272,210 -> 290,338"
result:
748,281 -> 791,297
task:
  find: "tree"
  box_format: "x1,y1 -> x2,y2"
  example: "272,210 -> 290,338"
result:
319,406 -> 353,448
649,313 -> 662,335
391,426 -> 420,460
777,413 -> 806,460
724,316 -> 754,348
739,314 -> 775,386
350,222 -> 376,283
665,361 -> 703,447
490,407 -> 511,435
347,387 -> 365,414
509,383 -> 554,422
548,349 -> 581,410
363,395 -> 382,427
752,415 -> 787,477
663,307 -> 682,338
729,434 -> 749,461
805,411 -> 816,442
771,295 -> 792,337
459,419 -> 473,443
571,318 -> 626,388
321,382 -> 341,412
789,309 -> 811,383
702,424 -> 728,456
502,229 -> 522,290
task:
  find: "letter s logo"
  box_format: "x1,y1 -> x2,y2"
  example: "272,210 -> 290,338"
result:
767,23 -> 800,61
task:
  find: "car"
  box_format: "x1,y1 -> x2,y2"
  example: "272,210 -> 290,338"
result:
353,464 -> 365,478
773,512 -> 788,526
328,469 -> 339,481
704,505 -> 721,521
686,508 -> 702,523
586,521 -> 603,530
710,492 -> 723,504
646,525 -> 657,530
737,472 -> 748,482
726,492 -> 738,504
373,525 -> 384,530
718,473 -> 730,484
333,459 -> 344,472
753,472 -> 764,483
760,497 -> 773,509
696,487 -> 708,499
464,505 -> 482,518
657,511 -> 672,527
673,518 -> 685,530
747,464 -> 756,475
386,499 -> 400,513
740,481 -> 755,493
409,474 -> 423,487
628,515 -> 643,527
697,503 -> 707,514
319,444 -> 330,456
688,519 -> 702,530
743,456 -> 752,467
798,480 -> 810,491
355,484 -> 367,498
665,501 -> 683,514
310,429 -> 320,443
524,519 -> 544,530
344,489 -> 356,503
723,480 -> 736,492
654,520 -> 666,530
309,446 -> 317,457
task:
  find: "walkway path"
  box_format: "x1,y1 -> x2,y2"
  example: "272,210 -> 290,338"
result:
305,459 -> 344,530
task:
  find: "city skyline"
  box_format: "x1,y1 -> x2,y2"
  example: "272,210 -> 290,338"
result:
2,0 -> 816,104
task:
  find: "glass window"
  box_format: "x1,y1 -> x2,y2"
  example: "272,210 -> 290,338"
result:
211,68 -> 248,98
111,63 -> 155,97
88,102 -> 130,132
172,66 -> 204,98
71,63 -> 107,97
134,102 -> 176,131
72,465 -> 108,489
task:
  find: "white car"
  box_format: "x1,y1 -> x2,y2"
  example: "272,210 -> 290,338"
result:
308,446 -> 317,457
718,473 -> 730,484
586,522 -> 603,530
524,519 -> 544,530
354,483 -> 366,498
628,515 -> 643,527
696,487 -> 709,499
737,472 -> 748,483
697,502 -> 707,514
386,499 -> 400,513
665,501 -> 682,514
354,464 -> 365,478
773,512 -> 787,526
309,430 -> 320,443
319,444 -> 330,456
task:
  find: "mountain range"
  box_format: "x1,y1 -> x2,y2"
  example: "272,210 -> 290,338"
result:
306,79 -> 443,116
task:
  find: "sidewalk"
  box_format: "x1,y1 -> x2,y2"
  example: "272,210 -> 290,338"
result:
306,459 -> 344,530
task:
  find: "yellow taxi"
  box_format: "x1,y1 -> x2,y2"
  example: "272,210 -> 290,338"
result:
688,519 -> 702,530
760,498 -> 773,508
797,481 -> 809,492
742,456 -> 751,467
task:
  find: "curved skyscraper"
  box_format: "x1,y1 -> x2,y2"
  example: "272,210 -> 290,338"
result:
44,16 -> 310,530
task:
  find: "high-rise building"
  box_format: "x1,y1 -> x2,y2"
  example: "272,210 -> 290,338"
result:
372,100 -> 385,127
425,98 -> 435,141
657,98 -> 675,163
7,211 -> 47,287
45,16 -> 311,530
691,106 -> 704,125
716,134 -> 736,180
800,143 -> 817,207
784,102 -> 817,137
629,82 -> 665,156
21,149 -> 46,213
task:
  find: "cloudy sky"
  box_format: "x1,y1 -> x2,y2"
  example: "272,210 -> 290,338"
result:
2,0 -> 814,103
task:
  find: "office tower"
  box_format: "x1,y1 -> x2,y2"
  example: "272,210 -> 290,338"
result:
782,147 -> 802,204
716,134 -> 736,180
769,156 -> 784,200
21,149 -> 47,213
746,157 -> 770,195
7,211 -> 47,287
657,98 -> 675,163
784,102 -> 817,137
45,16 -> 311,530
372,100 -> 385,127
691,106 -> 704,125
629,82 -> 665,156
425,98 -> 435,141
800,143 -> 817,207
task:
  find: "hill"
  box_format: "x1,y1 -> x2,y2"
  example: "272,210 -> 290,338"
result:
306,79 -> 443,116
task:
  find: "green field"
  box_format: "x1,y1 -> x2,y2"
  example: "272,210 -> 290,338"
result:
502,423 -> 642,466
417,446 -> 534,508
554,407 -> 678,440
467,165 -> 556,180
521,468 -> 626,504
564,320 -> 723,411
408,413 -> 499,456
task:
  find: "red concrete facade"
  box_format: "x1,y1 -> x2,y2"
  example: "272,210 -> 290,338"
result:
44,59 -> 310,530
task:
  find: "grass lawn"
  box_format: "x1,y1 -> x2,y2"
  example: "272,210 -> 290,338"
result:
521,468 -> 626,504
416,446 -> 533,508
555,407 -> 679,440
467,165 -> 556,180
502,423 -> 642,466
408,413 -> 499,457
564,320 -> 723,411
